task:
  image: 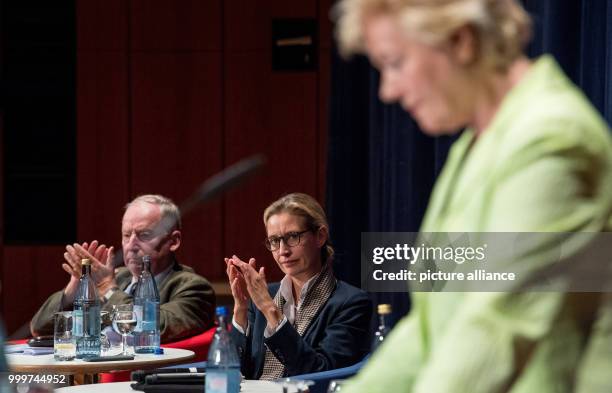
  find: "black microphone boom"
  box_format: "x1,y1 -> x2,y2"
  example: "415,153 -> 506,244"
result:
179,154 -> 266,216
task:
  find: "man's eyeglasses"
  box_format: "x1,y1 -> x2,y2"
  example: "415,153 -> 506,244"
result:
264,229 -> 312,251
122,227 -> 170,244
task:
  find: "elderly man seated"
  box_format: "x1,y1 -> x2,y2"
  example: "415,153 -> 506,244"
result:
30,194 -> 215,342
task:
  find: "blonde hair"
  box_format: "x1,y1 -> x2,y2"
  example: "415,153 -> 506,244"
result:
263,193 -> 334,263
335,0 -> 532,70
126,194 -> 182,231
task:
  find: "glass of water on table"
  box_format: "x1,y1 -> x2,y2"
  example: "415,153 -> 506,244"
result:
112,304 -> 138,356
54,311 -> 76,361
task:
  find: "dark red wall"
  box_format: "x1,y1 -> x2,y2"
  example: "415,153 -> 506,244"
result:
2,0 -> 331,336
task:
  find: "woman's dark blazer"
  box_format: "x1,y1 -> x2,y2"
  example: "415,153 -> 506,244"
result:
230,280 -> 372,379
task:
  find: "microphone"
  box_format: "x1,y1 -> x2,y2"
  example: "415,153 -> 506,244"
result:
179,154 -> 266,216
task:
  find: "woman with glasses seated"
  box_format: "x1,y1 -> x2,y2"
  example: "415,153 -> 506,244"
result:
225,193 -> 372,380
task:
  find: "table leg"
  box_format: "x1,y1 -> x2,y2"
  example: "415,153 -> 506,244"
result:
82,373 -> 99,384
73,373 -> 99,385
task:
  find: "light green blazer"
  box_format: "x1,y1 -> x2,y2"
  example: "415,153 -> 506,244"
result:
346,56 -> 612,393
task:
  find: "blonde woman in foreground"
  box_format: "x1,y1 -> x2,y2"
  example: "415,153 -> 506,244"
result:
335,0 -> 612,392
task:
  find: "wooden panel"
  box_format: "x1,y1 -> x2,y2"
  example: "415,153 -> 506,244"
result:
130,52 -> 224,280
319,0 -> 334,50
224,0 -> 316,52
77,0 -> 128,51
76,52 -> 130,244
3,246 -> 66,336
224,52 -> 319,282
130,0 -> 222,52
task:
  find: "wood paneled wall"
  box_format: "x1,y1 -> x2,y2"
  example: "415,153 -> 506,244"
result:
2,0 -> 331,335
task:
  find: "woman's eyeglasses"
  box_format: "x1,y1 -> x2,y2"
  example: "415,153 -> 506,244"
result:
264,229 -> 312,251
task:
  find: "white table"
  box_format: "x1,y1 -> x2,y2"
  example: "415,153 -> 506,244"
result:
7,348 -> 195,384
55,380 -> 294,392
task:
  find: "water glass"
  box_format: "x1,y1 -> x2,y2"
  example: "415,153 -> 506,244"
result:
112,304 -> 138,356
54,311 -> 76,361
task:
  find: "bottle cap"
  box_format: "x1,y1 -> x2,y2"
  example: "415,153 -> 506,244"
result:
81,258 -> 91,266
215,306 -> 227,317
154,347 -> 164,355
142,255 -> 152,272
377,304 -> 392,315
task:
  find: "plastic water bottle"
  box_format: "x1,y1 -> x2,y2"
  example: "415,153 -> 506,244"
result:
74,258 -> 101,358
372,304 -> 392,351
134,255 -> 161,353
206,306 -> 241,393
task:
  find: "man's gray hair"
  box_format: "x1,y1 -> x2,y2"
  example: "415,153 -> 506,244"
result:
125,194 -> 182,231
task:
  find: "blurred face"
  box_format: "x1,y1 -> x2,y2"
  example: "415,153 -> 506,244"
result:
121,201 -> 181,277
363,14 -> 475,134
265,212 -> 327,282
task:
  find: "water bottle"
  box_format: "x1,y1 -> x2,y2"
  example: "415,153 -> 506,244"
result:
372,304 -> 391,351
74,258 -> 101,358
134,255 -> 161,353
205,306 -> 241,393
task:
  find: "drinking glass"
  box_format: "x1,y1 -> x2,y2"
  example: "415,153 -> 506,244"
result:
53,311 -> 75,361
100,310 -> 111,355
112,304 -> 138,356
